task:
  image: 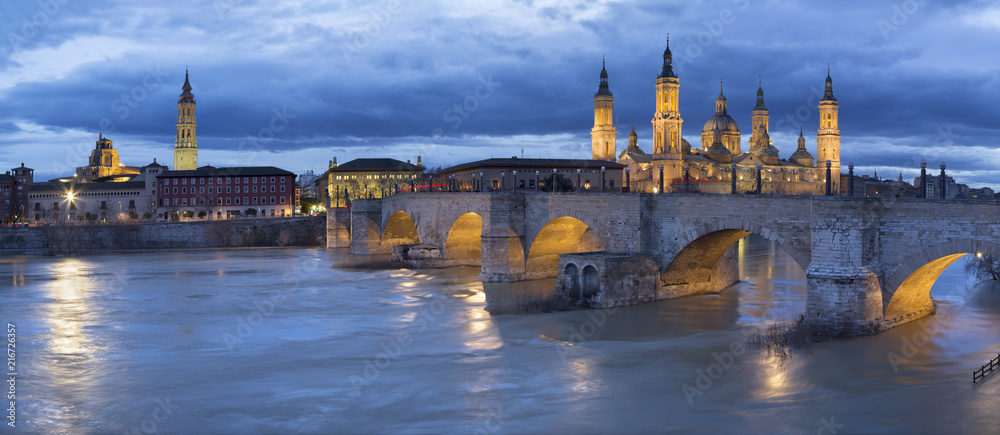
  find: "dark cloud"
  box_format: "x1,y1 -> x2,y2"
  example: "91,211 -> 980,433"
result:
2,0 -> 1000,186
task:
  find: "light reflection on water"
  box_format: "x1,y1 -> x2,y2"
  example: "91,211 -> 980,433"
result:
0,238 -> 997,434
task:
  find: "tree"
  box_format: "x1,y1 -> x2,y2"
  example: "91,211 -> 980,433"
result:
198,211 -> 207,219
965,253 -> 1000,281
300,196 -> 319,214
182,211 -> 194,218
540,174 -> 575,192
245,208 -> 258,217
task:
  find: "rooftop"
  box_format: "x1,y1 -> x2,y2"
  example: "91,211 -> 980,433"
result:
158,166 -> 294,178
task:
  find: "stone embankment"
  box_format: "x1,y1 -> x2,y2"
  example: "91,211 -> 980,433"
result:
0,216 -> 326,256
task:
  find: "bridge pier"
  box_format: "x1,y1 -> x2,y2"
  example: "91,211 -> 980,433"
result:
478,197 -> 527,282
805,200 -> 885,335
326,208 -> 351,249
348,199 -> 386,255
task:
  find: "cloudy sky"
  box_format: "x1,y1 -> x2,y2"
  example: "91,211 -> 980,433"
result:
1,0 -> 999,187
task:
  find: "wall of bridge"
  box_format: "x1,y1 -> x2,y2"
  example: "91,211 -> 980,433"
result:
339,192 -> 1000,335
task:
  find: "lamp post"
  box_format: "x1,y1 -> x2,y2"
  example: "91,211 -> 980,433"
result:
600,166 -> 605,193
848,162 -> 854,197
730,162 -> 737,194
512,170 -> 517,193
756,163 -> 763,194
919,160 -> 927,198
501,171 -> 505,192
824,160 -> 832,196
535,170 -> 539,193
658,165 -> 664,194
625,168 -> 630,193
940,162 -> 947,199
576,169 -> 581,192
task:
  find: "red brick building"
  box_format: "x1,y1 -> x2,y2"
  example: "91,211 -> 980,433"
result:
157,166 -> 298,220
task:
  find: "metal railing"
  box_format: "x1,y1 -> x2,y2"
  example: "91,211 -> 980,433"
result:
973,354 -> 999,383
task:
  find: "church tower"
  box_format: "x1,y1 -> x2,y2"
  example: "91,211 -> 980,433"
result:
750,78 -> 769,148
817,68 -> 840,191
591,58 -> 616,161
174,70 -> 198,171
652,38 -> 682,158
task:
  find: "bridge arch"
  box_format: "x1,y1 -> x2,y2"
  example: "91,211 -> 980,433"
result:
525,216 -> 606,276
381,210 -> 420,246
661,219 -> 810,286
443,212 -> 482,262
883,239 -> 1000,321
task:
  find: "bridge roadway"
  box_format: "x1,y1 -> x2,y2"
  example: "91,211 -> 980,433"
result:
328,192 -> 1000,335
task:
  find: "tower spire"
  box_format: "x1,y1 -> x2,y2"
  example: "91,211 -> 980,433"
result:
822,66 -> 836,101
659,36 -> 676,79
715,79 -> 727,114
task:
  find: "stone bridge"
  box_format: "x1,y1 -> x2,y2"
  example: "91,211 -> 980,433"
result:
328,192 -> 1000,335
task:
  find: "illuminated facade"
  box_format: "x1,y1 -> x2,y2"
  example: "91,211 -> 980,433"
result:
319,157 -> 425,206
607,41 -> 841,195
75,133 -> 140,182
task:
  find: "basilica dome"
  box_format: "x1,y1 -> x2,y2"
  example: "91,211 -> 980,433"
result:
702,113 -> 740,136
701,87 -> 740,137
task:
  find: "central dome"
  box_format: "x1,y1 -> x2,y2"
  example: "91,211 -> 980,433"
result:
702,114 -> 740,135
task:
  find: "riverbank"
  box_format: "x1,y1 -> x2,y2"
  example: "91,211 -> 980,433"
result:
0,216 -> 325,256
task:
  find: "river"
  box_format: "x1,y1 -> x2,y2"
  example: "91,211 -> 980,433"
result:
1,236 -> 998,434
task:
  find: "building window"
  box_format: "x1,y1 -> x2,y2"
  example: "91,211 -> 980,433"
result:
209,187 -> 213,194
270,177 -> 275,183
519,180 -> 525,189
226,177 -> 231,184
182,179 -> 187,185
270,185 -> 275,192
173,198 -> 179,206
226,197 -> 232,205
270,196 -> 275,204
244,177 -> 248,183
217,177 -> 223,184
280,197 -> 285,204
208,198 -> 213,205
244,197 -> 249,205
280,177 -> 286,182
253,186 -> 258,193
199,198 -> 205,205
182,198 -> 187,206
609,180 -> 615,188
182,187 -> 187,194
584,181 -> 591,190
235,197 -> 240,205
492,180 -> 499,190
280,185 -> 285,192
209,178 -> 214,184
173,187 -> 178,194
200,187 -> 205,194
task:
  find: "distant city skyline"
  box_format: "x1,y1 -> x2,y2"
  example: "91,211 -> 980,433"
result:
1,1 -> 999,187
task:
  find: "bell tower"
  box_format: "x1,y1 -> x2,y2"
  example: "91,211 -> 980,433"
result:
817,67 -> 840,192
652,38 -> 682,158
750,78 -> 769,148
591,58 -> 616,161
174,69 -> 198,171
